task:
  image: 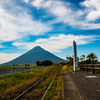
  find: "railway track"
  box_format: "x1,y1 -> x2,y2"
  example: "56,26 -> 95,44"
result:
14,67 -> 60,100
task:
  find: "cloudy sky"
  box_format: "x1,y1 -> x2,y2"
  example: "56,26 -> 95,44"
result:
0,0 -> 100,64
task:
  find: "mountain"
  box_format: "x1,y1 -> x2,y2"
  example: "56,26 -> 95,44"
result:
1,46 -> 66,65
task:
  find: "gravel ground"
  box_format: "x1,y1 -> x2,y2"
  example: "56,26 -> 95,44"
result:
67,71 -> 100,100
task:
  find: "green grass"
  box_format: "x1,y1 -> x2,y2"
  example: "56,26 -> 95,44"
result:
0,65 -> 58,100
63,65 -> 74,71
0,65 -> 64,100
44,67 -> 62,100
95,70 -> 100,74
63,65 -> 81,71
0,65 -> 38,71
81,68 -> 100,74
0,66 -> 24,71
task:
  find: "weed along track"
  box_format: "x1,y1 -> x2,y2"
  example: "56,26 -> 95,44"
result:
0,65 -> 62,100
13,66 -> 60,100
13,73 -> 50,100
41,69 -> 60,100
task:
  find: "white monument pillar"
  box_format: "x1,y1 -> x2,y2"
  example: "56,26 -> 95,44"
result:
73,40 -> 78,71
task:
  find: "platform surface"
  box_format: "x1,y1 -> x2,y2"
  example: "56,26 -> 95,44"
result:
62,71 -> 100,100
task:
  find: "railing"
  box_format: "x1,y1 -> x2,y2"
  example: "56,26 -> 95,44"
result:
80,64 -> 100,74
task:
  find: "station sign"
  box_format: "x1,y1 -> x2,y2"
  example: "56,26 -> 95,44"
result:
73,41 -> 78,71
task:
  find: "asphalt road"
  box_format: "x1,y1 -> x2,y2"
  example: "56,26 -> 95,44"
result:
67,71 -> 100,100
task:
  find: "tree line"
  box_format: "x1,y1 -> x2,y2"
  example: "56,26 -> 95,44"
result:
79,53 -> 98,64
66,52 -> 98,65
36,60 -> 53,66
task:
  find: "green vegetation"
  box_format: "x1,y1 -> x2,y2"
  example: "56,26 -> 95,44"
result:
36,60 -> 53,66
0,64 -> 63,100
66,53 -> 99,65
80,53 -> 98,64
66,57 -> 73,65
79,53 -> 100,74
44,67 -> 62,100
81,67 -> 100,74
21,65 -> 61,100
0,65 -> 58,100
94,70 -> 100,74
63,64 -> 80,71
36,60 -> 40,66
0,64 -> 37,71
0,66 -> 25,71
60,62 -> 66,66
63,65 -> 74,71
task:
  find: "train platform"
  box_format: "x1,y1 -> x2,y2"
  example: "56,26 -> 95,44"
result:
62,71 -> 100,100
62,71 -> 83,100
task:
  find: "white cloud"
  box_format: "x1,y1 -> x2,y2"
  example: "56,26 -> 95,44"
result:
81,0 -> 100,21
31,0 -> 45,9
31,0 -> 73,23
0,52 -> 20,64
23,0 -> 30,3
81,0 -> 100,9
0,0 -> 52,43
86,11 -> 100,21
31,0 -> 100,29
0,44 -> 5,48
12,34 -> 98,52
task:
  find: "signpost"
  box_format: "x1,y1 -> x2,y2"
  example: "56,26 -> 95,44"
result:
66,55 -> 71,62
25,64 -> 30,69
73,40 -> 78,71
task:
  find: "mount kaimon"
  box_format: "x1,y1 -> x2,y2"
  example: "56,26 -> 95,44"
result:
2,46 -> 66,65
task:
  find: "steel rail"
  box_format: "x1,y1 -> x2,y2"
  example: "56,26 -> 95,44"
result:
14,73 -> 50,100
41,69 -> 60,100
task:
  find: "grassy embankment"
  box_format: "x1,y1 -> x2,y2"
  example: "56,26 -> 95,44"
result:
0,65 -> 62,100
62,65 -> 73,71
0,66 -> 25,71
0,64 -> 40,71
62,64 -> 81,71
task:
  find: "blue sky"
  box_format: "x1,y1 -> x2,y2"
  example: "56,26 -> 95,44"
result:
0,0 -> 100,64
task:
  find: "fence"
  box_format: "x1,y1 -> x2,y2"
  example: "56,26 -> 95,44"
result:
80,64 -> 100,74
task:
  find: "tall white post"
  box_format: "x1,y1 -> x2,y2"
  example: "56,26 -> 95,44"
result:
73,40 -> 78,71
